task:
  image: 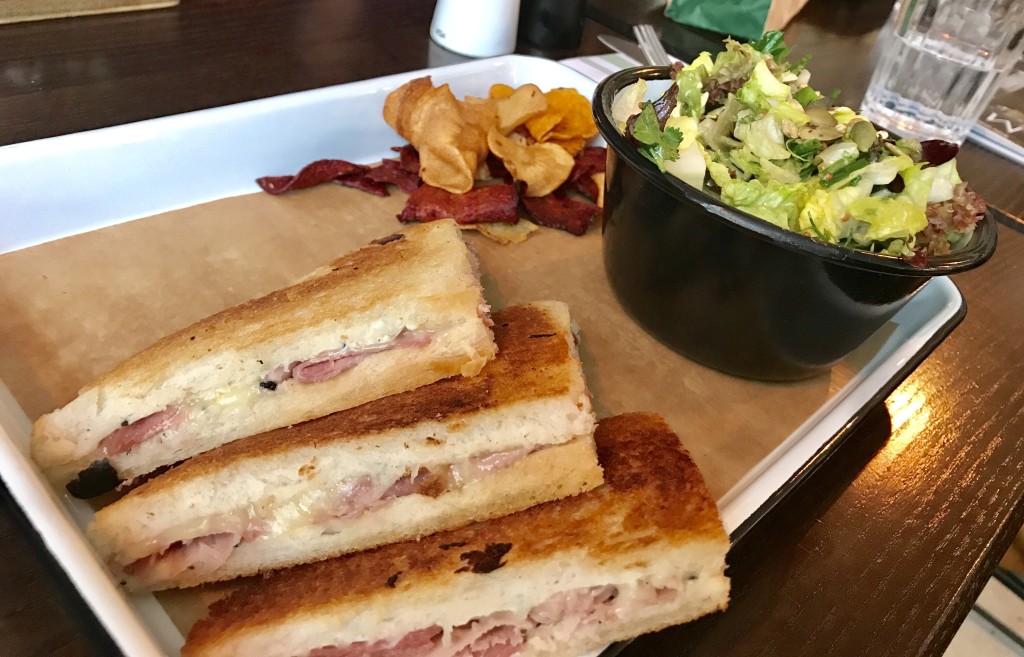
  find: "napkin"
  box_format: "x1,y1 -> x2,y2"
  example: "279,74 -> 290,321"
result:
663,0 -> 809,41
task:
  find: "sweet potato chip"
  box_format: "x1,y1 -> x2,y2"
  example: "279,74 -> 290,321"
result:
524,87 -> 598,146
525,111 -> 564,143
549,137 -> 587,156
545,88 -> 599,141
487,128 -> 575,198
489,83 -> 516,100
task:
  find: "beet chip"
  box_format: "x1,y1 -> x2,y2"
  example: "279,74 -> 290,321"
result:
521,192 -> 600,236
485,153 -> 513,183
565,146 -> 607,201
398,184 -> 520,225
257,159 -> 368,195
368,158 -> 421,193
335,172 -> 391,197
391,145 -> 421,174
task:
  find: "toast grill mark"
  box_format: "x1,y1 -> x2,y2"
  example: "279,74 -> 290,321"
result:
457,542 -> 512,574
372,233 -> 406,246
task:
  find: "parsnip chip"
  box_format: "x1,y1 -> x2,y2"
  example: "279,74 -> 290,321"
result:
384,78 -> 495,194
593,172 -> 606,208
487,127 -> 575,197
496,84 -> 548,134
475,219 -> 540,244
383,76 -> 433,138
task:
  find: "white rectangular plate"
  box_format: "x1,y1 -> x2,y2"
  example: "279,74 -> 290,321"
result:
0,55 -> 965,657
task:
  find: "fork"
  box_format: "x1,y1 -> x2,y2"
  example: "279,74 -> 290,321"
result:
632,23 -> 672,67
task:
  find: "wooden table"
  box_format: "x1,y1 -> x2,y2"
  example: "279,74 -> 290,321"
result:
1,1 -> 1022,656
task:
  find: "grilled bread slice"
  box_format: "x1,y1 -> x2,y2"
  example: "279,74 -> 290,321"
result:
31,220 -> 497,497
88,301 -> 600,591
182,412 -> 730,657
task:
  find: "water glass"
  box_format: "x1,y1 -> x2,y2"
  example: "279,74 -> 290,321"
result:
861,0 -> 1024,144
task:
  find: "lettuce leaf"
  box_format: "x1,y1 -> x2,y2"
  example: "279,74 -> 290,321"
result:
721,178 -> 810,229
845,197 -> 927,243
736,61 -> 792,112
631,103 -> 682,172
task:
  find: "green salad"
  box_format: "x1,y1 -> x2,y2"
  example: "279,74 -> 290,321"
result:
611,32 -> 987,261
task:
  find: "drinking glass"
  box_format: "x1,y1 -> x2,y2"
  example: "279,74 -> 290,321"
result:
861,0 -> 1024,144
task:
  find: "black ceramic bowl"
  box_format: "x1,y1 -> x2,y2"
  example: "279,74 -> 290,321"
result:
593,67 -> 998,381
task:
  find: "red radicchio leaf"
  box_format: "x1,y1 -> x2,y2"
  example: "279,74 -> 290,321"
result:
398,184 -> 520,225
257,159 -> 369,195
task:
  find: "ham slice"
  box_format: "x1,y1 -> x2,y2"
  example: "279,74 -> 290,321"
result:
450,612 -> 527,657
124,532 -> 237,588
118,444 -> 545,585
99,406 -> 187,457
307,626 -> 442,657
318,447 -> 534,524
297,581 -> 680,657
448,448 -> 531,486
271,329 -> 432,386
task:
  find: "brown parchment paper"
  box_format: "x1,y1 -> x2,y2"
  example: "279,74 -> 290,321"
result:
0,184 -> 869,636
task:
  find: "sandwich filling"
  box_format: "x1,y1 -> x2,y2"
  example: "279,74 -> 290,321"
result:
73,329 -> 433,494
298,580 -> 683,657
118,443 -> 547,587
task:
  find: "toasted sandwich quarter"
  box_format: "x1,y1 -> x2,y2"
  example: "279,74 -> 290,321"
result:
88,301 -> 601,591
182,413 -> 730,657
31,220 -> 497,497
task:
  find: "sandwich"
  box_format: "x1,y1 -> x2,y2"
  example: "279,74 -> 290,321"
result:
181,412 -> 730,657
31,219 -> 497,498
88,301 -> 602,591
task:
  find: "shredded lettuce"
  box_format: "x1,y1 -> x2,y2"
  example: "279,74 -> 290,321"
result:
733,115 -> 791,160
616,32 -> 980,256
721,178 -> 809,229
676,69 -> 705,119
927,159 -> 962,203
736,61 -> 791,112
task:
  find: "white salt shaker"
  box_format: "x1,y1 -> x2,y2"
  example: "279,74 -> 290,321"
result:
430,0 -> 521,58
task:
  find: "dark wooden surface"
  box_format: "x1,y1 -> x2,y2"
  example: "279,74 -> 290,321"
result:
1,1 -> 1023,656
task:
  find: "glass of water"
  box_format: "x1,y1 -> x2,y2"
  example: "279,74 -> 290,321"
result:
861,0 -> 1024,144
